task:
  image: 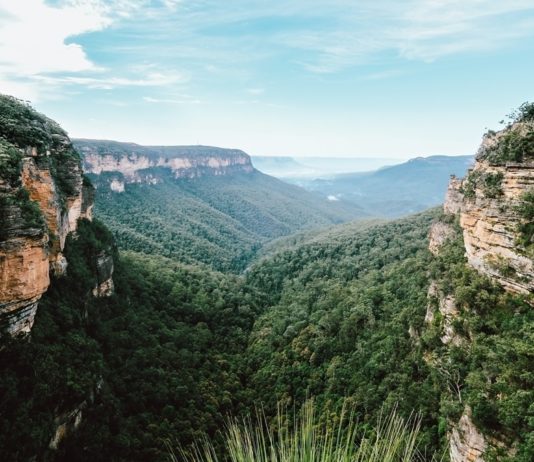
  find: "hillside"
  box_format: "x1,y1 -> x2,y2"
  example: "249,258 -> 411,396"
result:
291,155 -> 473,217
1,96 -> 533,462
78,140 -> 366,271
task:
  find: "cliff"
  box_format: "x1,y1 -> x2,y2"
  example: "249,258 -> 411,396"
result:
434,115 -> 534,299
0,95 -> 110,336
426,105 -> 533,461
74,139 -> 255,191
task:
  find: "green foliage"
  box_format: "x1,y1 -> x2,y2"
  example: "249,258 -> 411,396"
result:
484,126 -> 534,164
244,210 -> 443,454
0,139 -> 45,235
460,171 -> 479,199
461,171 -> 504,199
176,400 -> 428,462
428,227 -> 534,461
0,217 -> 264,461
482,172 -> 504,198
0,94 -> 65,152
516,190 -> 534,251
0,93 -> 82,201
91,171 -> 363,272
0,219 -> 110,461
0,138 -> 23,186
2,191 -> 532,462
507,102 -> 534,124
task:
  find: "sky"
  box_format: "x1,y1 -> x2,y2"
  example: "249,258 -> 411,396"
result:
1,1 -> 534,158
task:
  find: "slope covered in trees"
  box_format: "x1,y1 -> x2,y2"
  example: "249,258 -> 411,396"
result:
90,171 -> 365,271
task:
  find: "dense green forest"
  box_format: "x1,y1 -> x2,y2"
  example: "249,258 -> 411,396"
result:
1,95 -> 532,461
89,171 -> 365,272
2,201 -> 532,460
1,204 -> 533,461
0,218 -> 263,461
0,207 -> 450,461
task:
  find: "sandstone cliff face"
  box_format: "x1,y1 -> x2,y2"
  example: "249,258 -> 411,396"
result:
449,408 -> 487,462
444,123 -> 534,298
0,95 -> 108,336
428,116 -> 533,462
75,140 -> 255,190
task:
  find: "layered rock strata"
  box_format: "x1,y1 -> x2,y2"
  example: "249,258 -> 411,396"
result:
0,95 -> 110,336
444,123 -> 534,297
75,139 -> 255,190
428,117 -> 533,461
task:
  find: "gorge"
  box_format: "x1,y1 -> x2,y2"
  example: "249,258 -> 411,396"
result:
0,95 -> 532,462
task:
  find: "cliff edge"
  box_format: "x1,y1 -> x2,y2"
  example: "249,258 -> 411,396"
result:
0,95 -> 108,336
74,139 -> 255,191
426,103 -> 533,462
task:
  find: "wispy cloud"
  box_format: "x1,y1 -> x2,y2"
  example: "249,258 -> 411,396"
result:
35,72 -> 187,90
1,0 -> 534,103
246,88 -> 265,95
0,0 -> 179,99
143,95 -> 202,104
271,0 -> 534,72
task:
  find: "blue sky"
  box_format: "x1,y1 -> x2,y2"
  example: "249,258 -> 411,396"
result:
1,0 -> 534,158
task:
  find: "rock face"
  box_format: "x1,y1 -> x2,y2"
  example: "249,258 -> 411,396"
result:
450,408 -> 487,462
428,221 -> 456,256
92,250 -> 114,297
75,139 -> 255,190
0,95 -> 111,336
21,154 -> 84,275
428,115 -> 533,462
444,122 -> 534,298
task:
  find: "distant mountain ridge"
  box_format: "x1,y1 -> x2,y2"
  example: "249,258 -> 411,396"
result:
251,155 -> 398,177
75,139 -> 366,271
290,154 -> 473,217
74,139 -> 254,188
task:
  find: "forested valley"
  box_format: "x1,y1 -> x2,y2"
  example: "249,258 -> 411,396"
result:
1,95 -> 533,462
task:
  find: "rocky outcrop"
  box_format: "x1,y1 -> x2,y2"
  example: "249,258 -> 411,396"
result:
449,408 -> 487,462
92,250 -> 114,297
20,155 -> 82,275
425,282 -> 464,346
75,139 -> 255,190
442,122 -> 534,298
427,114 -> 533,462
0,233 -> 49,335
49,404 -> 85,450
80,178 -> 95,220
0,95 -> 109,336
444,176 -> 463,215
429,221 -> 456,256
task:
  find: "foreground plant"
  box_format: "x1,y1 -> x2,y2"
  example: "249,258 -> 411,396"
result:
171,399 -> 431,462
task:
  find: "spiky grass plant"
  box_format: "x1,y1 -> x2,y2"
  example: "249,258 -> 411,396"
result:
170,399 -> 430,462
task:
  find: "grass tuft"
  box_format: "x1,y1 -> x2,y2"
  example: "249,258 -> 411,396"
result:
170,399 -> 435,462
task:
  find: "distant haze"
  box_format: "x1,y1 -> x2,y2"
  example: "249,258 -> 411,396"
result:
252,156 -> 400,177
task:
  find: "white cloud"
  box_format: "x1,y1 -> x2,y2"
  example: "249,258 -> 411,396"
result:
0,0 -> 111,76
0,0 -> 174,100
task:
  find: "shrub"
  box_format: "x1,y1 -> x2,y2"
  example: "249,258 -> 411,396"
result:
174,400 -> 429,462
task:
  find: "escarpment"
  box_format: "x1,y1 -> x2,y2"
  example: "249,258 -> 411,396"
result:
443,118 -> 534,297
0,95 -> 111,336
426,105 -> 534,462
74,139 -> 255,191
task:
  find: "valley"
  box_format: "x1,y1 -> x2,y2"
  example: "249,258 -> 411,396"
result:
0,95 -> 533,462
